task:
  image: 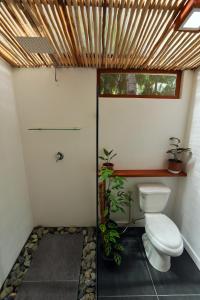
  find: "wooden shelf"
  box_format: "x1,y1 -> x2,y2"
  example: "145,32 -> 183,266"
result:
112,169 -> 187,177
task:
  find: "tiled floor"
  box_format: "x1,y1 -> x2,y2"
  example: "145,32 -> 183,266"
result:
98,228 -> 200,300
16,233 -> 83,300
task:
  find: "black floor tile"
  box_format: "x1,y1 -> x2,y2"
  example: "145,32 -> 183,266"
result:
145,249 -> 200,295
25,233 -> 83,282
121,227 -> 145,238
98,227 -> 200,299
99,297 -> 157,300
98,236 -> 156,297
15,281 -> 78,300
159,296 -> 200,300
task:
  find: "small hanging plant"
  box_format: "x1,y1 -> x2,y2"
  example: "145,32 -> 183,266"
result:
99,151 -> 132,266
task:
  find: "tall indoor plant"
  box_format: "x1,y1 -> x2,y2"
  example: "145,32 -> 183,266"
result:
99,150 -> 132,265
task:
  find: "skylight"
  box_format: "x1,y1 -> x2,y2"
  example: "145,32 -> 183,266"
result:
180,8 -> 200,31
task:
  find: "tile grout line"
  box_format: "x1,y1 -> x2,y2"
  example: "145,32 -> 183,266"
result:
138,237 -> 160,300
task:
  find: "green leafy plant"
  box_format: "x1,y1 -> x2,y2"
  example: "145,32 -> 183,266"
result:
99,160 -> 132,266
99,148 -> 117,164
167,137 -> 191,161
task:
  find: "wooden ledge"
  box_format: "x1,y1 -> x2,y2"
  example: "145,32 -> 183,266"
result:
112,169 -> 187,177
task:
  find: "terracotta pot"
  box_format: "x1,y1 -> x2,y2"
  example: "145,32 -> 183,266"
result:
168,159 -> 183,174
103,162 -> 114,170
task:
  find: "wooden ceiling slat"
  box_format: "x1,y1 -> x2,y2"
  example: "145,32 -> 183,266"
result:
112,0 -> 125,67
0,48 -> 19,66
125,0 -> 151,68
133,8 -> 159,67
42,1 -> 68,65
158,33 -> 195,68
67,0 -> 84,65
92,0 -> 98,67
186,55 -> 200,69
58,1 -> 79,65
0,0 -> 200,69
120,0 -> 142,68
72,0 -> 88,66
170,41 -> 200,70
0,42 -> 23,66
116,0 -> 131,66
79,0 -> 89,57
109,0 -> 118,67
50,3 -> 73,64
98,0 -> 102,67
117,0 -> 137,67
0,14 -> 37,65
138,10 -> 172,67
149,31 -> 182,68
142,0 -> 187,68
33,1 -> 62,65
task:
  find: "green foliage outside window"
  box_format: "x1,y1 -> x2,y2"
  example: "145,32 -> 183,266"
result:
99,72 -> 177,97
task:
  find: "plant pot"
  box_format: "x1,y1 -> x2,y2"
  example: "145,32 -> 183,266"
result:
168,159 -> 183,174
103,162 -> 114,170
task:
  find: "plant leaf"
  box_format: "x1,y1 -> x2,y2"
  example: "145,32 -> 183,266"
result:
114,253 -> 122,266
103,148 -> 109,156
104,207 -> 109,217
115,243 -> 124,252
99,224 -> 106,233
99,156 -> 106,160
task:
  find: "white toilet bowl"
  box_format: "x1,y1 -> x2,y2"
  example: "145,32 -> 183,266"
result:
143,213 -> 183,272
137,183 -> 183,272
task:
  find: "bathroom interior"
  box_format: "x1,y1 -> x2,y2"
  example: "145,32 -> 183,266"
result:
0,0 -> 200,300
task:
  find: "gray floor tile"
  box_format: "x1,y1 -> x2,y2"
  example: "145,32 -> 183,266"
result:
15,281 -> 78,300
25,233 -> 83,281
98,237 -> 156,297
145,250 -> 200,295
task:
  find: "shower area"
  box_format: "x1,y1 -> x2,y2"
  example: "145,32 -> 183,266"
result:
0,65 -> 96,300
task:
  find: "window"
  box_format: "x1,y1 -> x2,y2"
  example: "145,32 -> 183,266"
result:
98,70 -> 181,99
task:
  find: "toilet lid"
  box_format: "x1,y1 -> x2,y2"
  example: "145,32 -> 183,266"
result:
145,213 -> 183,250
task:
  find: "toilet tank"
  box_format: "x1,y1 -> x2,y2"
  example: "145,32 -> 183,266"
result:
138,183 -> 171,213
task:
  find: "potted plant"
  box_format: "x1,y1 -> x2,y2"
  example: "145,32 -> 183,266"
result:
99,148 -> 117,170
167,137 -> 191,174
99,162 -> 132,266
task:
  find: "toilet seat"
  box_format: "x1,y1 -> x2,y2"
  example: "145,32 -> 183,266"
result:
145,213 -> 183,257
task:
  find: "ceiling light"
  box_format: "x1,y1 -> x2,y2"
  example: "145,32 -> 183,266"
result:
176,0 -> 200,32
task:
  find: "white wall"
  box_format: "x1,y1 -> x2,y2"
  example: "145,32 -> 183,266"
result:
174,69 -> 200,269
0,60 -> 33,288
99,71 -> 193,224
13,68 -> 96,227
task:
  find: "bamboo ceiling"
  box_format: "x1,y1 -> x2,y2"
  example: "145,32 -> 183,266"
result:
0,0 -> 200,70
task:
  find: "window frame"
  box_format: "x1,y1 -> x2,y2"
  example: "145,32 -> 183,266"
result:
97,69 -> 182,99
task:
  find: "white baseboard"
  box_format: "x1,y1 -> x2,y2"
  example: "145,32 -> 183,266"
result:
182,235 -> 200,271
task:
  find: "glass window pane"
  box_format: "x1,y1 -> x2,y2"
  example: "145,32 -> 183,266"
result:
99,72 -> 178,97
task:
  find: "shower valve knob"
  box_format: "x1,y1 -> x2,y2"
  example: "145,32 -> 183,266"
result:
56,152 -> 64,161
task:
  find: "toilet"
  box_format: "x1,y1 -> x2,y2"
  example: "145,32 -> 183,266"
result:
138,183 -> 183,272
